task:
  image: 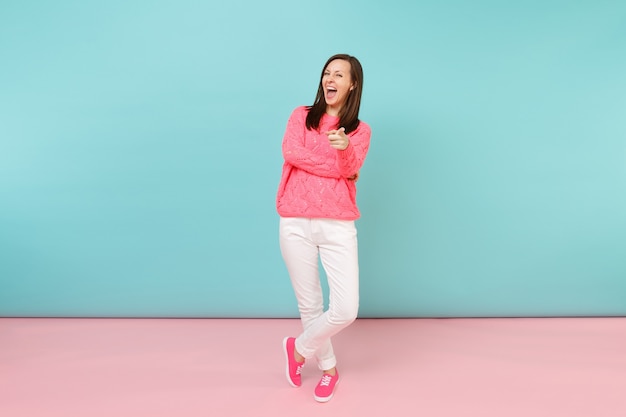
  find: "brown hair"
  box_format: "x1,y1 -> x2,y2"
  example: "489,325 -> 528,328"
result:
305,54 -> 364,134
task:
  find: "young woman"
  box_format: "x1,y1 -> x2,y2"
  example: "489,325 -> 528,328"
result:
277,54 -> 371,402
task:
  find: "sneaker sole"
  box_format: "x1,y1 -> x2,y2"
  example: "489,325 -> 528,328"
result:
283,337 -> 300,388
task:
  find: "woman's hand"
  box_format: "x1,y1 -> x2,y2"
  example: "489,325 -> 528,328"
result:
326,127 -> 350,150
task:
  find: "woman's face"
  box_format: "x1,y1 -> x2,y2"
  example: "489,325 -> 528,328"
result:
322,59 -> 354,115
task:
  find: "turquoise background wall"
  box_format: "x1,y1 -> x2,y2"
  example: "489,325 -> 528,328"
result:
1,1 -> 625,317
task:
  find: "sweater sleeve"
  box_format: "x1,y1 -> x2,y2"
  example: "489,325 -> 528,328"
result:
336,121 -> 371,177
282,107 -> 341,179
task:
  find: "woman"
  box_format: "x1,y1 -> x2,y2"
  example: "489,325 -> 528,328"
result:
277,54 -> 371,402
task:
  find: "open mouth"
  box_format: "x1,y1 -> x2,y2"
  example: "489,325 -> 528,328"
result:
326,86 -> 337,100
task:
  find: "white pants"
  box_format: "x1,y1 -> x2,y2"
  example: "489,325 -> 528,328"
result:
279,217 -> 360,371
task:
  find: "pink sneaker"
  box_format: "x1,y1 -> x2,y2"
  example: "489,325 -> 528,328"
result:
314,370 -> 339,402
283,337 -> 304,387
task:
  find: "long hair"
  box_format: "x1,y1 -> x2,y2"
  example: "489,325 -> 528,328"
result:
305,54 -> 364,134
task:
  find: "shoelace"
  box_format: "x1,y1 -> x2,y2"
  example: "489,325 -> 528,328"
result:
319,374 -> 332,387
295,364 -> 303,375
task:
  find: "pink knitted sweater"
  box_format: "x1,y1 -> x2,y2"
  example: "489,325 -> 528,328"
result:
276,106 -> 371,220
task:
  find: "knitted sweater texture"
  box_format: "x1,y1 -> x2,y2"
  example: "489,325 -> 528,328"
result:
276,106 -> 371,220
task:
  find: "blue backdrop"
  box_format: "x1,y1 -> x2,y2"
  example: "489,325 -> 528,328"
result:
1,0 -> 625,317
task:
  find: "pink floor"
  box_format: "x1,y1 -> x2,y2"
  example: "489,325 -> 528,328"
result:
1,318 -> 625,416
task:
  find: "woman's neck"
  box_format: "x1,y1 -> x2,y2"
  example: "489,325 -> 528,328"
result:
325,105 -> 341,117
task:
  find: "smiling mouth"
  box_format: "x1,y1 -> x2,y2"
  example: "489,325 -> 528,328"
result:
326,87 -> 337,99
